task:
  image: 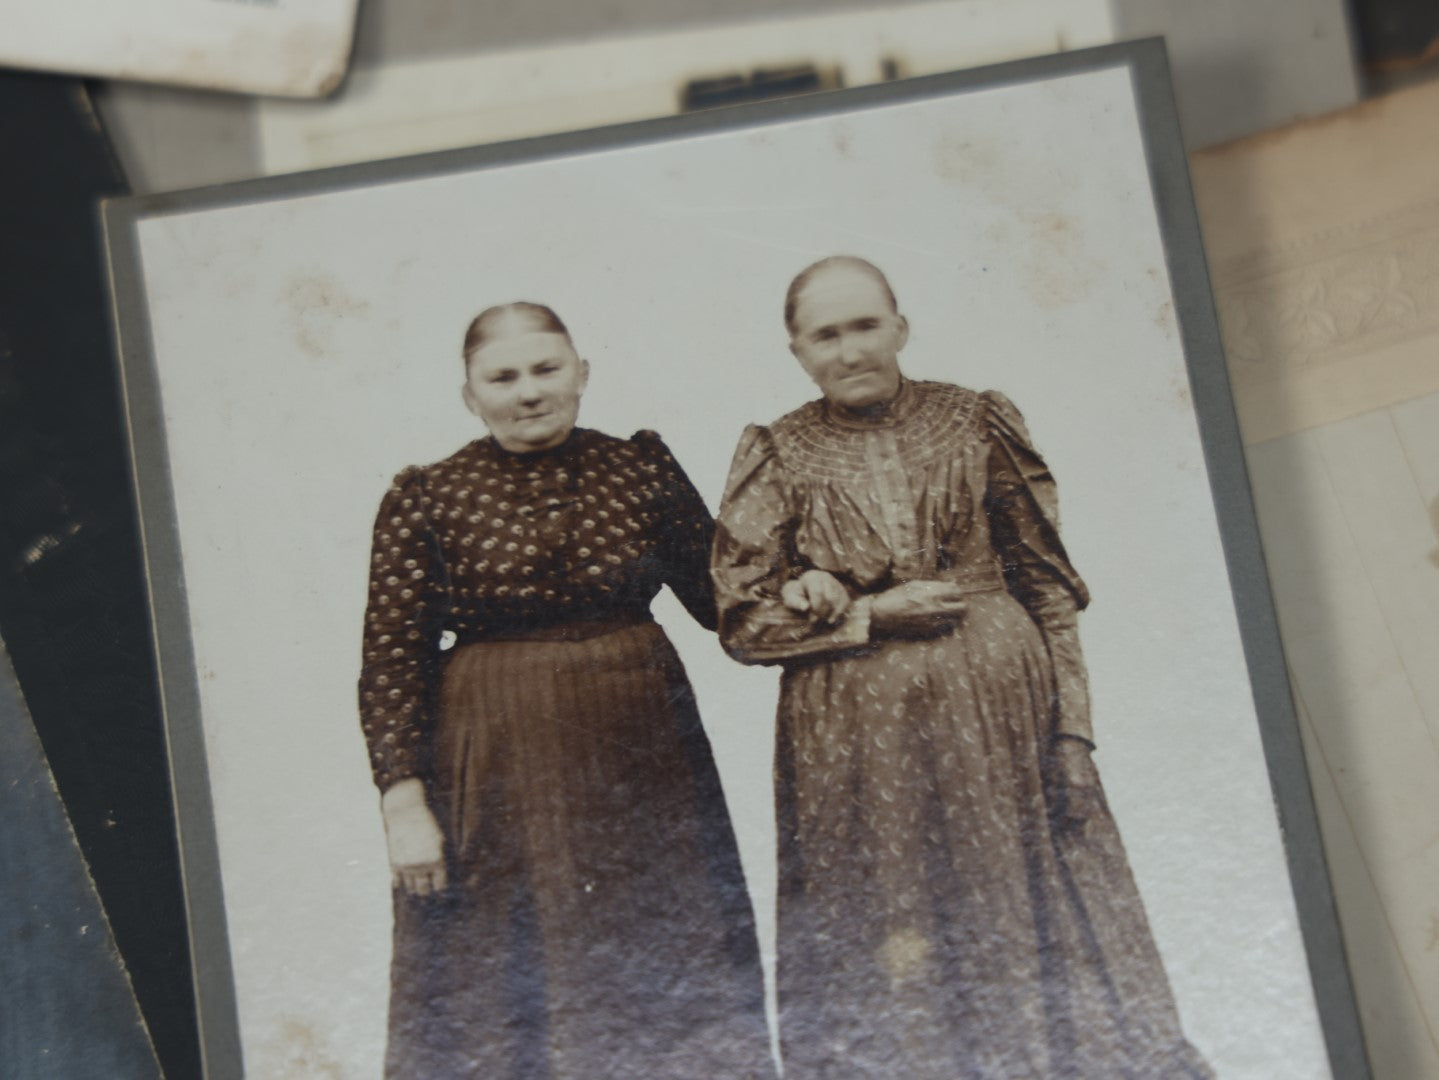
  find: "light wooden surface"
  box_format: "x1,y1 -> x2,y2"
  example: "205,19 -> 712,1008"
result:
1191,82 -> 1439,447
1197,78 -> 1439,1078
1247,405 -> 1439,1078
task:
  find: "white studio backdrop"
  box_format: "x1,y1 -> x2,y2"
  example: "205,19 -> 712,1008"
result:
133,65 -> 1331,1077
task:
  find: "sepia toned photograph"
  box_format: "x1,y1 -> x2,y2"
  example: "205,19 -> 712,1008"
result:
106,42 -> 1352,1079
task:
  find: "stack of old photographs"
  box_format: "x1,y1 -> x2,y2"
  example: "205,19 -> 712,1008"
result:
21,40 -> 1372,1079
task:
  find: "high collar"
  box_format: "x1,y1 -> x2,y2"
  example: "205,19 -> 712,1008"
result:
486,426 -> 587,460
823,377 -> 915,429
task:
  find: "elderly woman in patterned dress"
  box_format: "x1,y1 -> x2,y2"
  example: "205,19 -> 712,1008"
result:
713,256 -> 1212,1078
358,302 -> 770,1079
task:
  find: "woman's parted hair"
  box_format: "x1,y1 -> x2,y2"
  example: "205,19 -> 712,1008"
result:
462,302 -> 571,367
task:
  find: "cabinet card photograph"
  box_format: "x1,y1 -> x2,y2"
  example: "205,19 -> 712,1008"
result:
105,41 -> 1362,1080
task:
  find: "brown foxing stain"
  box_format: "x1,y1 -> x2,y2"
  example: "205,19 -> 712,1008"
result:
931,129 -> 1102,307
271,1018 -> 344,1079
286,275 -> 370,359
1019,211 -> 1095,308
1032,212 -> 1072,237
931,132 -> 1002,189
876,926 -> 933,983
1155,299 -> 1177,338
832,123 -> 853,158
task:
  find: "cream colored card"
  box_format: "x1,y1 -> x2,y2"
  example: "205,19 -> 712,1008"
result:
1,0 -> 358,97
109,51 -> 1343,1076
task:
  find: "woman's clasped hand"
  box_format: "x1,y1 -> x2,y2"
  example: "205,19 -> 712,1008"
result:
782,569 -> 968,638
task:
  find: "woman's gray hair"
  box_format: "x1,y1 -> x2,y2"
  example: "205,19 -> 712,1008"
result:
462,302 -> 571,366
783,255 -> 898,334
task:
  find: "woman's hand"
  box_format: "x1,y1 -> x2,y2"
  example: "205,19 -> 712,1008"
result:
781,569 -> 852,627
869,580 -> 969,638
381,778 -> 449,897
1042,736 -> 1104,837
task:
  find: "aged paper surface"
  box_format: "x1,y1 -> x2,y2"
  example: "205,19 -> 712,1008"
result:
1193,81 -> 1439,1078
0,0 -> 357,97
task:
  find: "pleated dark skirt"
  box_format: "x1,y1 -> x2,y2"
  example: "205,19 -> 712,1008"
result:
386,620 -> 771,1079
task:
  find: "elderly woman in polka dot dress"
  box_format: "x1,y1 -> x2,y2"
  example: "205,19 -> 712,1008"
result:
714,257 -> 1212,1078
358,302 -> 770,1079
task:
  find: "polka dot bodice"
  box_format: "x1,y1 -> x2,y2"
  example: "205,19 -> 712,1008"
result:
359,428 -> 716,789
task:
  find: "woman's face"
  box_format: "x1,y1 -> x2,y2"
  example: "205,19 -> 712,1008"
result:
788,265 -> 908,410
462,330 -> 589,453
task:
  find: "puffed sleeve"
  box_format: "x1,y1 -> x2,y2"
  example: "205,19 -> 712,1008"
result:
357,468 -> 451,791
712,425 -> 873,664
633,430 -> 718,631
981,390 -> 1094,744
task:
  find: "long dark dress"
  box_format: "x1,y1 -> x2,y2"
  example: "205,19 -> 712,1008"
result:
359,428 -> 770,1079
713,381 -> 1211,1079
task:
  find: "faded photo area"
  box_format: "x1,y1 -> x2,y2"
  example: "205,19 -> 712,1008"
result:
127,58 -> 1332,1078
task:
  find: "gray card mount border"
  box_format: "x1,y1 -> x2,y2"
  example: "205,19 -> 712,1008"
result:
102,37 -> 1369,1079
